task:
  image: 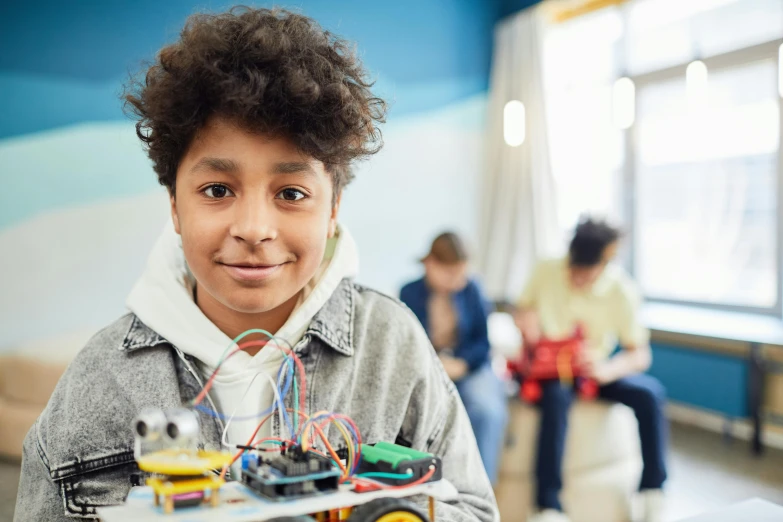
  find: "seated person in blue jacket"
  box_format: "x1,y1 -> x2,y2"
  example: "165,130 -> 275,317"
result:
516,218 -> 667,522
401,232 -> 508,485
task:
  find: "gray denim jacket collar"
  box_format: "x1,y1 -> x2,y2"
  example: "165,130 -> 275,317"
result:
119,278 -> 355,357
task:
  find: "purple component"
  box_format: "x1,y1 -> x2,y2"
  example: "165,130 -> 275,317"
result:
172,491 -> 205,502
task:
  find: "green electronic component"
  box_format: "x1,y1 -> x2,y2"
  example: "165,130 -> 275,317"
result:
356,442 -> 441,485
362,442 -> 432,466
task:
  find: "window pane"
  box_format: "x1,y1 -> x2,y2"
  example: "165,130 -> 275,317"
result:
625,0 -> 783,76
695,0 -> 783,58
634,58 -> 779,308
542,8 -> 625,233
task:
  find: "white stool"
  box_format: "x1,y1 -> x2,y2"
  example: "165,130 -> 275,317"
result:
496,400 -> 643,522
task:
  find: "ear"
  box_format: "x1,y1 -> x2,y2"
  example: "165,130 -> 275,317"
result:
327,191 -> 342,238
169,190 -> 181,235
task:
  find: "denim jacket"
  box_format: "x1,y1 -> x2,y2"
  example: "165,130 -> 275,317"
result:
400,278 -> 492,373
14,279 -> 498,521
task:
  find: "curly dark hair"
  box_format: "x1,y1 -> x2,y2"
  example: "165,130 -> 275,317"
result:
569,218 -> 622,267
124,6 -> 387,198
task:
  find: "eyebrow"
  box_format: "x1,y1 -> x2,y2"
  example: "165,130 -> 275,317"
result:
190,158 -> 318,178
190,157 -> 240,174
272,161 -> 317,177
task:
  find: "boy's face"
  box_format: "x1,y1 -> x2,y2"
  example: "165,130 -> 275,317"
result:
424,259 -> 469,294
568,240 -> 619,291
170,117 -> 339,320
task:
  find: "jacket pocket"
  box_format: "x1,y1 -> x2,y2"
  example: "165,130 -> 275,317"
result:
54,452 -> 143,519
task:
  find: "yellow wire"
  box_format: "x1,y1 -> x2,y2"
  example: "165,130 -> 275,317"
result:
250,409 -> 311,447
330,420 -> 354,477
249,408 -> 357,479
298,413 -> 357,478
301,411 -> 331,452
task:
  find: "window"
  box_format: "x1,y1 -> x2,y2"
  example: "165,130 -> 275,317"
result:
540,0 -> 783,312
624,0 -> 783,312
634,55 -> 780,309
542,0 -> 783,241
542,9 -> 625,239
624,0 -> 783,76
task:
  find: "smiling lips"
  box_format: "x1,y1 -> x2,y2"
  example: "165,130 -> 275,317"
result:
219,261 -> 286,282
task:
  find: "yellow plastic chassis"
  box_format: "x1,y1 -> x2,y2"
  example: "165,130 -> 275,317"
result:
136,449 -> 233,475
147,475 -> 224,514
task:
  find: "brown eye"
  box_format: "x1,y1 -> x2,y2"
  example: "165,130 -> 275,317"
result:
203,185 -> 233,198
277,188 -> 306,201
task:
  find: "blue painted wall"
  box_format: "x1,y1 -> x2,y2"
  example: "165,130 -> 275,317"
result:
0,0 -> 509,231
0,0 -> 512,139
649,343 -> 749,417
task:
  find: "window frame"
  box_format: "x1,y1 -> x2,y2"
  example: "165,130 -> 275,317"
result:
625,38 -> 783,316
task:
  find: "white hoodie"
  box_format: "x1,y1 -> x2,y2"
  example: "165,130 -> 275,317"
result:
126,220 -> 359,452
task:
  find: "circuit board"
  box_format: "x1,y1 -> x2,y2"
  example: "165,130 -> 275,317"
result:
238,447 -> 340,500
96,478 -> 458,521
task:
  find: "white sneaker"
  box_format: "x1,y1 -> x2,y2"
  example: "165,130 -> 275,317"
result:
638,489 -> 665,522
528,509 -> 572,522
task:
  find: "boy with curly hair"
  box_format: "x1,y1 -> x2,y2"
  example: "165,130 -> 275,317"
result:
15,8 -> 497,521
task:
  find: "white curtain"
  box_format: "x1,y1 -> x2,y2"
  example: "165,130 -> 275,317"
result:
478,6 -> 560,303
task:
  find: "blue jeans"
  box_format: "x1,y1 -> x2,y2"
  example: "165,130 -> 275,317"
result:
456,362 -> 509,485
535,374 -> 668,511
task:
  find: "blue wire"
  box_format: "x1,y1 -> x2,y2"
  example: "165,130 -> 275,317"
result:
194,403 -> 275,422
275,357 -> 295,435
192,334 -> 306,442
297,413 -> 361,475
277,357 -> 293,397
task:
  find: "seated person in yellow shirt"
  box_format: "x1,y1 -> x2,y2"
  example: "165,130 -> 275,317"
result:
516,218 -> 667,522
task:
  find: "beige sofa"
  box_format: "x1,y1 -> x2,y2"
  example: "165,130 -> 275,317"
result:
0,331 -> 92,459
487,313 -> 643,522
496,400 -> 643,522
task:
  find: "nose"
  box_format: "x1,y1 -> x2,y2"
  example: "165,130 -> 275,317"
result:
229,195 -> 277,245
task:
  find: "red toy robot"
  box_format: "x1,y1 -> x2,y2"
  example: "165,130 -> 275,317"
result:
507,325 -> 599,403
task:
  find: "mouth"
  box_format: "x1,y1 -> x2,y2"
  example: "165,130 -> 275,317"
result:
218,261 -> 288,282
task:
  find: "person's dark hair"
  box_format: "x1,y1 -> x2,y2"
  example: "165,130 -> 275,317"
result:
424,232 -> 469,265
569,218 -> 621,267
124,6 -> 387,199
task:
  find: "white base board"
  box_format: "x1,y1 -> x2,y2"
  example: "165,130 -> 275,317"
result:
97,479 -> 457,522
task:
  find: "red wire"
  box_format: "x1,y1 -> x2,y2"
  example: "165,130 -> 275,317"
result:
194,341 -> 365,484
352,467 -> 437,490
313,423 -> 348,475
193,341 -> 267,405
331,414 -> 363,469
254,436 -> 291,444
389,467 -> 436,489
193,340 -> 307,421
223,409 -> 322,478
297,414 -> 362,478
222,412 -> 274,479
